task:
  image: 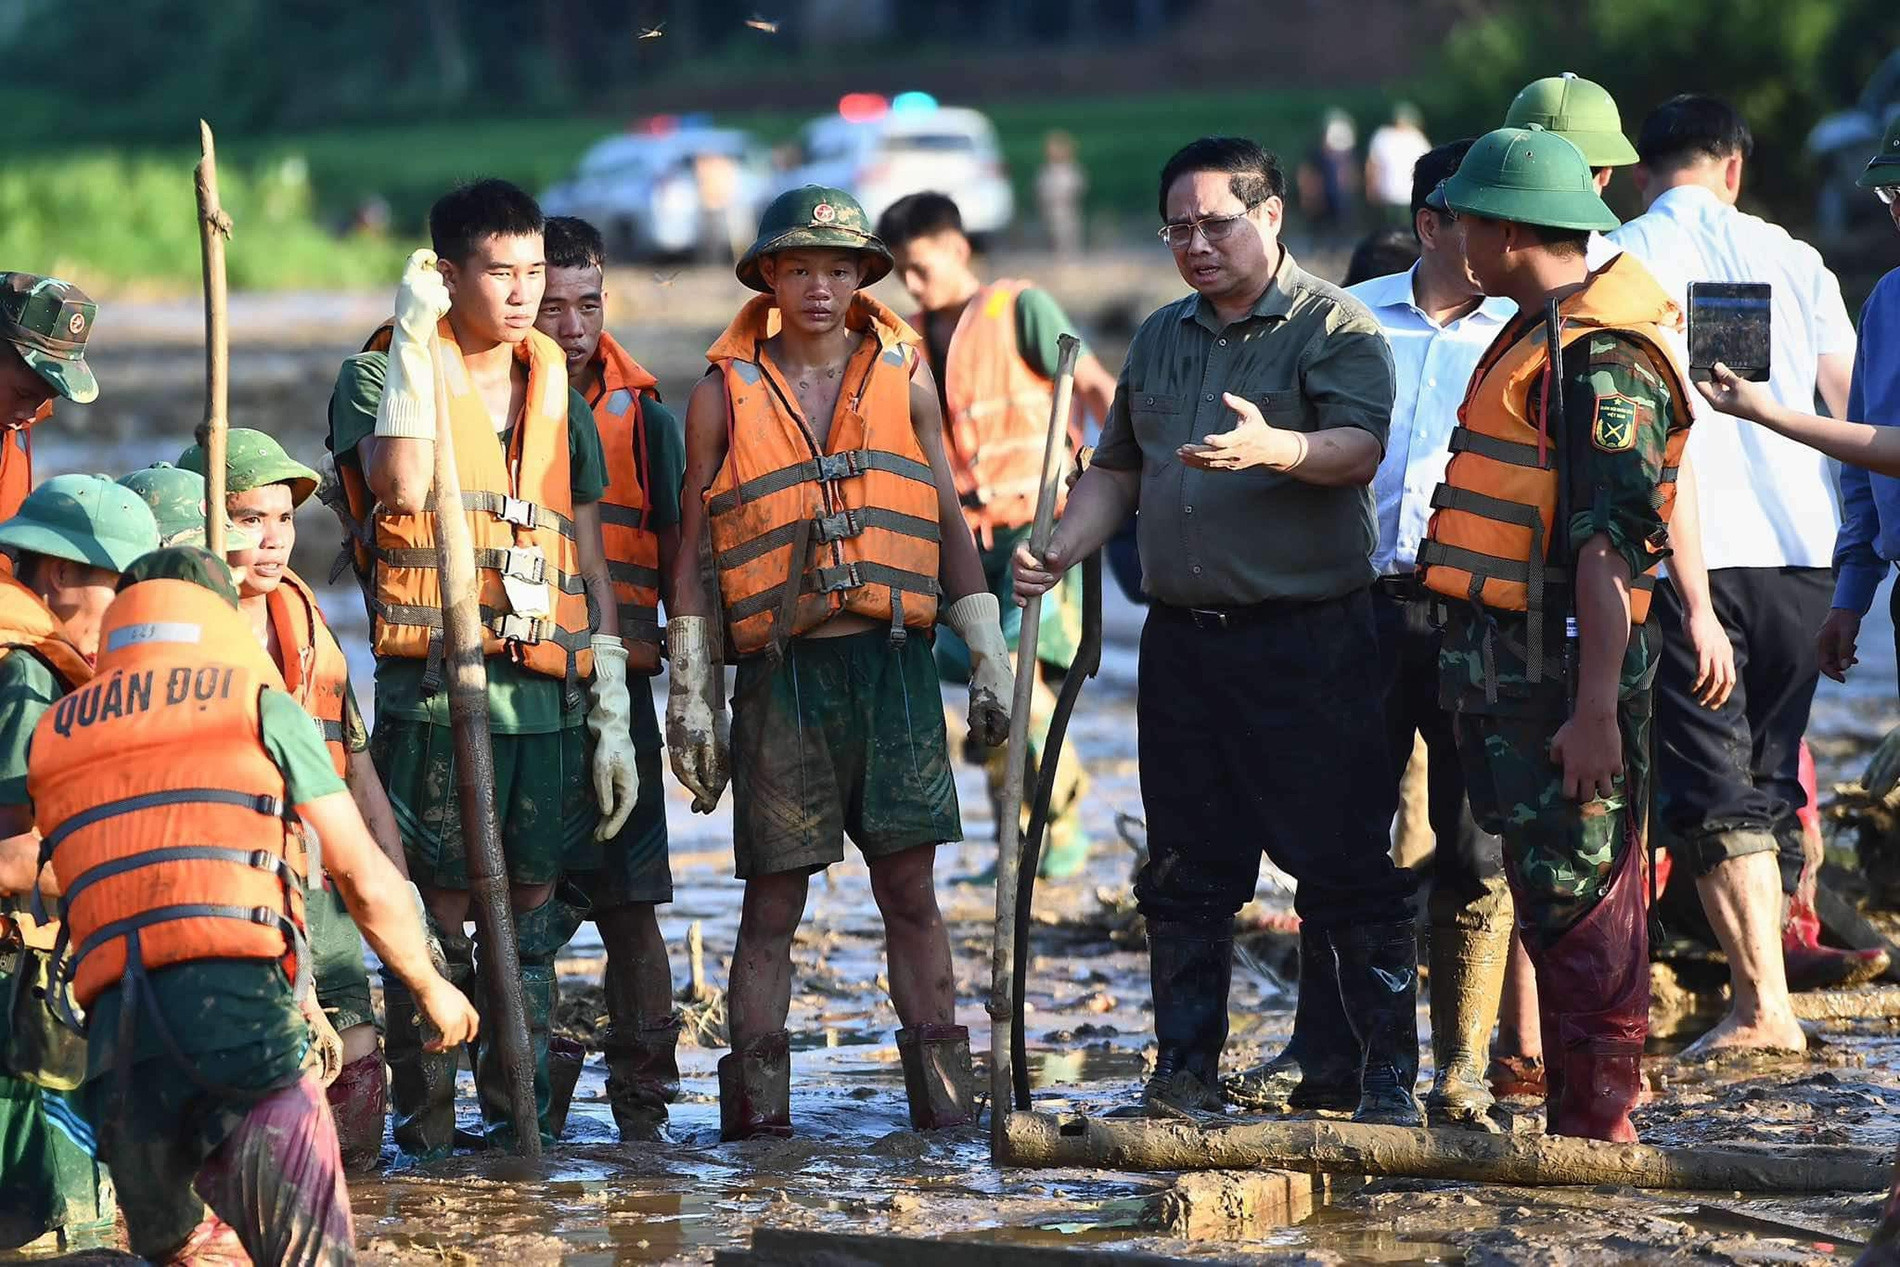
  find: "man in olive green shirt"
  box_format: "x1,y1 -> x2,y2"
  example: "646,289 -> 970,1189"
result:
1016,136 -> 1419,1124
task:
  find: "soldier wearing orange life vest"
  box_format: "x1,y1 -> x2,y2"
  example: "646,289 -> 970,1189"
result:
1419,127 -> 1693,1143
534,216 -> 685,1142
27,546 -> 475,1265
876,192 -> 1117,881
0,276 -> 100,526
671,186 -> 1013,1140
326,179 -> 640,1157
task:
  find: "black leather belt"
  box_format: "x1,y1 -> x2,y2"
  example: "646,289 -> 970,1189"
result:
1154,600 -> 1296,631
1372,575 -> 1429,602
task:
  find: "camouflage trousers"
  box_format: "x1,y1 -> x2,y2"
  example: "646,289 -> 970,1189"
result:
1451,690 -> 1652,945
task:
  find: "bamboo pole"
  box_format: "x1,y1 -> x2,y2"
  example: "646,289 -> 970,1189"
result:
193,121 -> 230,554
990,333 -> 1081,1160
1000,1112 -> 1890,1192
428,334 -> 539,1156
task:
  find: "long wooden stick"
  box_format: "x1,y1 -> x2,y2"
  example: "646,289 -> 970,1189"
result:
1000,1112 -> 1890,1192
194,120 -> 231,554
990,333 -> 1081,1160
428,334 -> 539,1156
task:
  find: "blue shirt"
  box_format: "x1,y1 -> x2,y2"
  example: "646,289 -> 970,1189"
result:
1832,266 -> 1900,615
1346,265 -> 1515,574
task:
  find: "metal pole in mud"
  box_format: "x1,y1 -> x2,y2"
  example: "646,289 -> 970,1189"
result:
429,334 -> 540,1156
990,333 -> 1082,1159
1000,1111 -> 1893,1192
193,120 -> 230,556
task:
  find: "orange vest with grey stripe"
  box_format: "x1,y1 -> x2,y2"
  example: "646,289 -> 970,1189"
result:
932,279 -> 1060,541
267,568 -> 350,778
589,332 -> 663,674
341,320 -> 593,690
705,294 -> 941,658
1417,252 -> 1693,682
31,579 -> 307,1013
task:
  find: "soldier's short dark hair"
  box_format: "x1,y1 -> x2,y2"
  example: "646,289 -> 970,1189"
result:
876,193 -> 965,251
1344,228 -> 1421,286
1523,224 -> 1591,259
1158,137 -> 1286,219
430,179 -> 544,264
1636,95 -> 1754,168
545,216 -> 607,272
1410,138 -> 1476,239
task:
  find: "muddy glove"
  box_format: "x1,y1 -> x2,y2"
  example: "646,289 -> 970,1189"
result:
406,880 -> 448,976
665,616 -> 729,813
1866,725 -> 1900,803
374,248 -> 452,440
300,992 -> 345,1088
588,635 -> 640,839
944,592 -> 1012,747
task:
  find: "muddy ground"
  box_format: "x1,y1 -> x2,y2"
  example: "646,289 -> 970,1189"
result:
23,257 -> 1900,1264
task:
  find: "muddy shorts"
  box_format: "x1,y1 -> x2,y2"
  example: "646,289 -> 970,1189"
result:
730,631 -> 961,880
570,689 -> 672,909
305,885 -> 375,1034
0,1074 -> 114,1250
372,718 -> 600,889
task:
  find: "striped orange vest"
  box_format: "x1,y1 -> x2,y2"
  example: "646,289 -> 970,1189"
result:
589,332 -> 663,674
266,568 -> 351,778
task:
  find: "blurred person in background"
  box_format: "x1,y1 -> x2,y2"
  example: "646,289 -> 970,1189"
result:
1343,227 -> 1420,287
1037,130 -> 1088,258
1298,110 -> 1361,239
1365,103 -> 1432,226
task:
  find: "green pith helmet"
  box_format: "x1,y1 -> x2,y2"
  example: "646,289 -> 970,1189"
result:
177,427 -> 320,507
1442,125 -> 1619,232
117,463 -> 260,552
0,473 -> 158,573
736,185 -> 892,293
1504,73 -> 1639,168
1860,113 -> 1900,189
1,274 -> 99,404
118,545 -> 242,609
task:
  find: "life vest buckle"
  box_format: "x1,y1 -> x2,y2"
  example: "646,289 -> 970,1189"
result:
491,612 -> 550,645
813,452 -> 863,483
498,546 -> 548,585
494,495 -> 540,529
812,510 -> 863,543
247,907 -> 281,928
251,794 -> 285,818
813,563 -> 863,594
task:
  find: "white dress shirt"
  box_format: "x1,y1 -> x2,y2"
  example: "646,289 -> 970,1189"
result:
1607,184 -> 1858,570
1348,264 -> 1516,575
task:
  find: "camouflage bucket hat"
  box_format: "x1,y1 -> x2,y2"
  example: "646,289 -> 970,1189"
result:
1,274 -> 99,404
0,473 -> 158,573
1859,114 -> 1900,189
177,427 -> 320,506
1442,125 -> 1619,232
117,545 -> 243,609
118,462 -> 260,552
1504,73 -> 1639,169
736,186 -> 893,293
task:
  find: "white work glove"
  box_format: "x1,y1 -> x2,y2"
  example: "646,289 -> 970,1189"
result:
374,248 -> 452,441
588,635 -> 640,840
665,616 -> 730,813
944,592 -> 1013,747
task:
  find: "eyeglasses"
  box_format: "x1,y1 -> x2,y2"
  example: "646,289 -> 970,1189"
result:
1157,204 -> 1263,250
1877,185 -> 1900,206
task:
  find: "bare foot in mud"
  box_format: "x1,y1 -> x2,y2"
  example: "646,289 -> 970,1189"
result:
1678,1005 -> 1808,1062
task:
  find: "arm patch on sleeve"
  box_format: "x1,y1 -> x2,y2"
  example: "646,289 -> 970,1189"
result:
1591,395 -> 1638,453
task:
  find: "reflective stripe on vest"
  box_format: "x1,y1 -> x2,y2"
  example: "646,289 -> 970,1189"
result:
704,294 -> 941,657
1418,253 -> 1694,677
338,321 -> 594,689
935,279 -> 1062,538
266,569 -> 352,779
590,333 -> 663,672
30,579 -> 305,1010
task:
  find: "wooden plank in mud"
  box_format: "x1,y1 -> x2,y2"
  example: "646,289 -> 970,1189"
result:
716,1227 -> 1213,1266
1138,1168 -> 1315,1237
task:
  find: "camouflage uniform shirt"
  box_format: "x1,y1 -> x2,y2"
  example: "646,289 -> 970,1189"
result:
1437,327 -> 1678,720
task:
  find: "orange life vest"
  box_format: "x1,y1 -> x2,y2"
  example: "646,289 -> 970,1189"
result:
704,294 -> 941,657
266,568 -> 351,778
1417,253 -> 1694,681
932,279 -> 1062,541
31,579 -> 306,1011
0,572 -> 93,693
337,320 -> 593,690
0,405 -> 44,523
589,332 -> 664,674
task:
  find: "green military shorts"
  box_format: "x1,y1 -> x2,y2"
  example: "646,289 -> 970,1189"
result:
371,719 -> 600,889
569,690 -> 672,910
730,631 -> 961,880
305,885 -> 375,1034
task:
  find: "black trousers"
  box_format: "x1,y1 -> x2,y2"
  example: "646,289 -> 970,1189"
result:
1132,589 -> 1416,930
1371,585 -> 1505,925
1654,567 -> 1832,890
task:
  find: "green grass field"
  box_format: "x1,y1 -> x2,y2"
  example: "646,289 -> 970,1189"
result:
12,85 -> 1392,293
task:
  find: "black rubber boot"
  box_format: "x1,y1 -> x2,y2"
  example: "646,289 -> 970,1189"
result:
896,1023 -> 976,1129
1332,919 -> 1424,1127
604,1016 -> 682,1143
384,919 -> 472,1161
719,1030 -> 794,1140
475,891 -> 587,1150
1135,920 -> 1232,1118
1223,923 -> 1360,1111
